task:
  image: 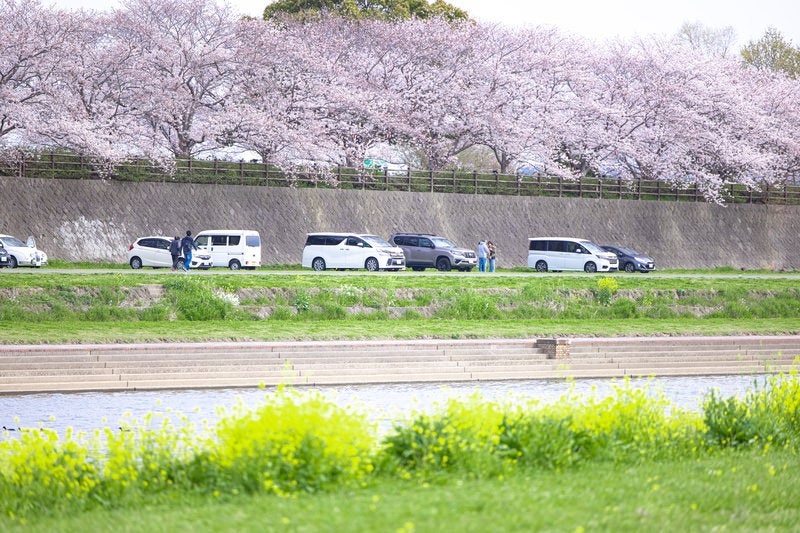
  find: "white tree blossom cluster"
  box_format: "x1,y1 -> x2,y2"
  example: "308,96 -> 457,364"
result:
2,0 -> 799,201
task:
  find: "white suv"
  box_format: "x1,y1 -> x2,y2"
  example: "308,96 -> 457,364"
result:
302,233 -> 406,271
0,234 -> 48,268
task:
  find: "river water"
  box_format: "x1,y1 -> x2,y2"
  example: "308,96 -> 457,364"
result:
0,374 -> 772,436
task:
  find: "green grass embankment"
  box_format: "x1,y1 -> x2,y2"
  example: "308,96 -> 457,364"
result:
1,270 -> 799,343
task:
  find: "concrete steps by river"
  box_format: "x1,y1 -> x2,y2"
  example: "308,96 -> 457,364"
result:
1,336 -> 798,393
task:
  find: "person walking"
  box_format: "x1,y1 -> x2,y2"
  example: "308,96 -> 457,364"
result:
180,230 -> 198,271
477,240 -> 488,272
169,236 -> 181,271
487,241 -> 496,272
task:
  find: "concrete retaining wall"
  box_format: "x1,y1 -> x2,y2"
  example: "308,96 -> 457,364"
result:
1,176 -> 798,269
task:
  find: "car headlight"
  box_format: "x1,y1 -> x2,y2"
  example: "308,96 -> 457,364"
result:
635,257 -> 648,263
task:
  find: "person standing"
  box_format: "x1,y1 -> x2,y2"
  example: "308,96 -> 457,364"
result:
169,236 -> 181,271
487,241 -> 496,272
180,230 -> 198,271
477,240 -> 488,272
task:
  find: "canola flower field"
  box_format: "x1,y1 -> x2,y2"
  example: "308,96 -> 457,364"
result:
2,373 -> 799,529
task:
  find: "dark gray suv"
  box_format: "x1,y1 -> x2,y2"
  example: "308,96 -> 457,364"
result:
390,233 -> 477,272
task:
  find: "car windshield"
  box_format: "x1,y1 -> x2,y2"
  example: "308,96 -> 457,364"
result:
362,235 -> 393,248
432,237 -> 457,248
582,241 -> 606,254
614,246 -> 638,256
2,237 -> 26,247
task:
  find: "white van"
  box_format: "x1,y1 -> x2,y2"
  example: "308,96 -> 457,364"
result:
302,232 -> 406,271
194,230 -> 261,270
528,237 -> 618,273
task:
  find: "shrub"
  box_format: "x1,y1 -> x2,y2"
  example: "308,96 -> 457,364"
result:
200,386 -> 376,494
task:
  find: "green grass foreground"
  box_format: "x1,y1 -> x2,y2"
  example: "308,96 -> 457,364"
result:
0,270 -> 799,343
2,376 -> 800,531
8,450 -> 800,533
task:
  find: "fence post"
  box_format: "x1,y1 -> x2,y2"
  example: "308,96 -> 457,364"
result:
385,169 -> 389,191
637,178 -> 642,200
578,176 -> 583,198
407,167 -> 411,192
264,162 -> 270,186
473,171 -> 477,194
239,160 -> 244,185
452,169 -> 456,192
429,170 -> 434,193
558,176 -> 563,197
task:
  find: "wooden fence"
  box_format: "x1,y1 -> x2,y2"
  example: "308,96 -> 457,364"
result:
2,151 -> 799,205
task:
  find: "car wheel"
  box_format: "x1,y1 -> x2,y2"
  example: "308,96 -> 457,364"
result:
584,262 -> 597,273
624,262 -> 636,273
535,260 -> 548,272
312,257 -> 326,271
365,257 -> 380,272
436,258 -> 451,271
129,257 -> 142,269
229,259 -> 241,271
8,256 -> 18,269
411,266 -> 425,272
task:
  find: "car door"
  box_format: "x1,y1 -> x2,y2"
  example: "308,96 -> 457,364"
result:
562,241 -> 585,271
208,234 -> 230,267
142,238 -> 171,267
417,237 -> 436,267
547,240 -> 568,270
323,235 -> 347,268
342,236 -> 369,268
401,236 -> 420,265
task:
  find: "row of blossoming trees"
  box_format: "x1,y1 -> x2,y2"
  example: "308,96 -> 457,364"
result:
1,0 -> 799,201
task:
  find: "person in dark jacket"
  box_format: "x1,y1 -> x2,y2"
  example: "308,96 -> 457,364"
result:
180,230 -> 198,271
169,236 -> 181,271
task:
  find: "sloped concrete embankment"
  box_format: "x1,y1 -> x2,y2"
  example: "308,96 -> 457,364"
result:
1,336 -> 798,394
1,176 -> 799,269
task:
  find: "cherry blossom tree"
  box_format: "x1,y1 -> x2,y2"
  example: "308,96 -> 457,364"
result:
2,0 -> 799,202
0,0 -> 82,144
113,0 -> 240,159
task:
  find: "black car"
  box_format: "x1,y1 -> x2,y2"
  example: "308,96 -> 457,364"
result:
601,245 -> 655,273
0,243 -> 9,268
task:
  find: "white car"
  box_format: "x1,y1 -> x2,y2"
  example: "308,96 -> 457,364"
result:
302,233 -> 406,271
127,236 -> 212,270
0,234 -> 48,268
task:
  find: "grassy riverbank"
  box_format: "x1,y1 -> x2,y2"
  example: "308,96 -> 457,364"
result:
8,449 -> 799,532
0,270 -> 798,343
3,376 -> 800,531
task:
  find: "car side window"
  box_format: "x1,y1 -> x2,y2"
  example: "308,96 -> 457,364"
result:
406,237 -> 418,247
195,235 -> 209,247
419,238 -> 433,248
347,237 -> 367,247
229,236 -> 240,246
155,239 -> 170,250
139,238 -> 156,248
211,235 -> 227,246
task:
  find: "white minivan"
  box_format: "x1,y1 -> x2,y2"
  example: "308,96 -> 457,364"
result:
302,232 -> 406,271
528,237 -> 618,273
194,230 -> 262,270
